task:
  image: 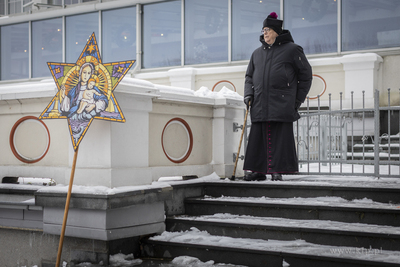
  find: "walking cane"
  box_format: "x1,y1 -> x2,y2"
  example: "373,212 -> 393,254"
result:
231,101 -> 250,180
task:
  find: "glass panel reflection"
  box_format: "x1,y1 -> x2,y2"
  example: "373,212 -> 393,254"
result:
0,0 -> 5,15
232,0 -> 280,61
66,12 -> 98,63
8,0 -> 21,15
342,0 -> 400,51
284,0 -> 337,54
1,23 -> 29,80
142,1 -> 181,68
32,18 -> 63,78
102,6 -> 136,63
185,0 -> 228,65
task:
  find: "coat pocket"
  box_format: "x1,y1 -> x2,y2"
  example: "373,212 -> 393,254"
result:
269,88 -> 296,121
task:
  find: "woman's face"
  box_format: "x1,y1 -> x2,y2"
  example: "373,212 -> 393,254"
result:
81,66 -> 92,83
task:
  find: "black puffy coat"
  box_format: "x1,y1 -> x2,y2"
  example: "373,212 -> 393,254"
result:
244,30 -> 312,122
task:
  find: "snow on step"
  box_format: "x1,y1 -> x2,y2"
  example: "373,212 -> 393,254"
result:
150,227 -> 400,264
171,213 -> 400,236
201,195 -> 400,210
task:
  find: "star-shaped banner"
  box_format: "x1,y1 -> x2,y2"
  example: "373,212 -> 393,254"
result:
39,33 -> 135,151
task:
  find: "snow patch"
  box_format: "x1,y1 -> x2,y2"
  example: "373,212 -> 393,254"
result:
194,86 -> 243,100
163,256 -> 247,267
202,195 -> 399,209
109,253 -> 143,266
175,213 -> 400,235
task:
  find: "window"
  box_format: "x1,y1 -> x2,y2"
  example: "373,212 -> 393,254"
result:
0,0 -> 5,15
32,18 -> 63,78
8,0 -> 21,14
284,0 -> 337,54
102,7 -> 136,63
142,1 -> 181,68
185,0 -> 228,65
50,0 -> 63,5
342,0 -> 400,51
63,0 -> 96,4
232,0 -> 279,61
65,12 -> 99,63
1,23 -> 29,80
22,0 -> 32,13
64,0 -> 83,4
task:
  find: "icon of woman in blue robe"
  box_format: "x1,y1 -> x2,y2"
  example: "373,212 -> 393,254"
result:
60,62 -> 108,121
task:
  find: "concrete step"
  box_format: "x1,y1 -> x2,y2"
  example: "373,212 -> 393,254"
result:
203,181 -> 400,203
143,228 -> 400,267
352,144 -> 399,153
184,196 -> 400,226
380,136 -> 400,144
166,214 -> 400,251
142,178 -> 400,266
347,151 -> 400,161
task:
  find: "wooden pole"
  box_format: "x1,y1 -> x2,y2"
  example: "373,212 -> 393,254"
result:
55,146 -> 79,267
231,103 -> 250,180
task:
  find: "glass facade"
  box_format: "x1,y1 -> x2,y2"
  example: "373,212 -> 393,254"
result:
65,12 -> 99,63
0,0 -> 5,15
32,18 -> 63,78
232,0 -> 280,61
8,0 -> 21,14
102,6 -> 136,63
1,23 -> 29,80
0,0 -> 400,81
185,0 -> 228,65
142,1 -> 181,68
284,0 -> 337,54
342,0 -> 400,51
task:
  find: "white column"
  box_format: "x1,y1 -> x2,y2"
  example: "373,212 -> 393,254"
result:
340,53 -> 383,108
168,67 -> 197,90
212,100 -> 245,178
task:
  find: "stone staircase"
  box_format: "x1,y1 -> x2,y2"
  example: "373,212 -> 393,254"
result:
347,134 -> 400,161
142,179 -> 400,267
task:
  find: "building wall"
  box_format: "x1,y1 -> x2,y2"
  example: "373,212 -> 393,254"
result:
308,64 -> 345,103
0,92 -> 70,182
381,55 -> 400,106
149,101 -> 213,167
0,227 -> 109,267
0,77 -> 244,186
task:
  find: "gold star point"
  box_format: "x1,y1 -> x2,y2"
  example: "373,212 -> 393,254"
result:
87,44 -> 96,54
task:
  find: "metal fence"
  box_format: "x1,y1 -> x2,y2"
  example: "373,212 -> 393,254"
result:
295,89 -> 400,178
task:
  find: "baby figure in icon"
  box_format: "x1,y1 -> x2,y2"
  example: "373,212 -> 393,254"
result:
77,78 -> 102,114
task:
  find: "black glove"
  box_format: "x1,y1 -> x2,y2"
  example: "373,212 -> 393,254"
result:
295,100 -> 302,111
244,96 -> 253,109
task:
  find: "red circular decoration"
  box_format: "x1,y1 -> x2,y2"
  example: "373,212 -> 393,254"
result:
308,74 -> 327,100
161,118 -> 193,164
212,80 -> 237,92
9,116 -> 51,164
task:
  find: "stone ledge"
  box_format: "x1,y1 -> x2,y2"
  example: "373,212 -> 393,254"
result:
35,184 -> 173,210
43,202 -> 166,241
